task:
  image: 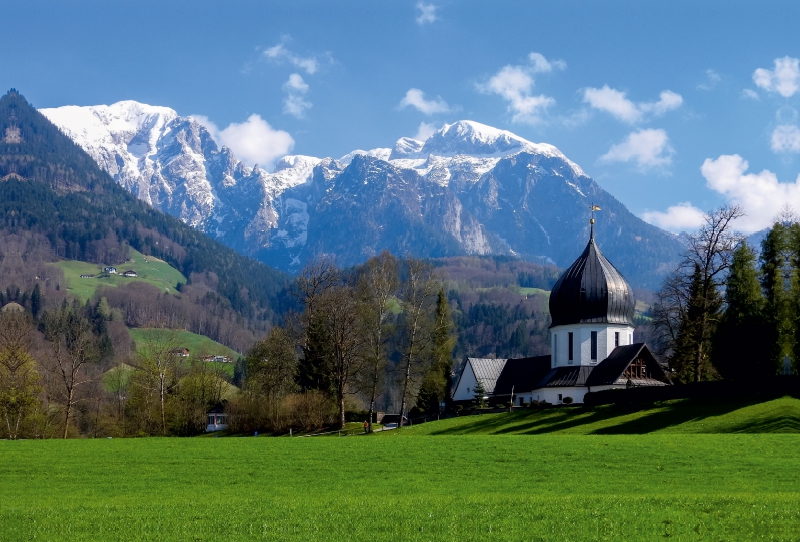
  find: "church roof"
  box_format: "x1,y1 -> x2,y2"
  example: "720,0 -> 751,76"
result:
538,366 -> 594,387
585,343 -> 671,387
548,229 -> 635,327
463,358 -> 508,394
493,356 -> 552,395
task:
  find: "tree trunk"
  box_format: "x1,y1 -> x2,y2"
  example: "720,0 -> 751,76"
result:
63,387 -> 73,439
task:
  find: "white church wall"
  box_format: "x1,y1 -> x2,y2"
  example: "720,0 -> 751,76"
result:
552,324 -> 634,367
452,362 -> 478,401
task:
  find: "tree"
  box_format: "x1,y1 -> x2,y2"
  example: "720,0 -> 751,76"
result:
133,329 -> 181,436
42,303 -> 100,438
244,326 -> 298,430
292,256 -> 340,393
713,242 -> 770,379
416,288 -> 456,415
0,309 -> 40,439
396,259 -> 439,427
472,379 -> 487,409
30,283 -> 42,319
653,205 -> 743,382
355,251 -> 398,432
760,223 -> 792,373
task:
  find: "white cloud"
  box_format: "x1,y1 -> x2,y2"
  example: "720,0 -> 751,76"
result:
771,125 -> 800,153
203,114 -> 294,169
282,73 -> 312,118
600,128 -> 674,168
700,154 -> 800,231
399,88 -> 451,115
697,69 -> 722,91
741,89 -> 760,100
583,86 -> 683,124
478,53 -> 564,124
263,42 -> 320,75
190,114 -> 221,140
416,2 -> 438,25
413,122 -> 438,141
642,202 -> 706,232
753,56 -> 800,98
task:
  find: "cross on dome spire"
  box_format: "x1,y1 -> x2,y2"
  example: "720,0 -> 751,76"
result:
590,204 -> 601,240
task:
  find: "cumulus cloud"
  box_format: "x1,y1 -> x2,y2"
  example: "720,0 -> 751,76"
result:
416,2 -> 438,25
399,88 -> 451,115
477,52 -> 564,124
753,56 -> 800,98
741,89 -> 760,100
192,114 -> 294,169
263,41 -> 321,75
600,128 -> 674,168
583,86 -> 683,124
283,73 -> 312,118
771,125 -> 800,153
413,122 -> 438,141
697,69 -> 721,91
642,202 -> 706,232
700,154 -> 800,231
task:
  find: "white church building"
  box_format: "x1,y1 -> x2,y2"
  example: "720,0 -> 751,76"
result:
452,222 -> 671,405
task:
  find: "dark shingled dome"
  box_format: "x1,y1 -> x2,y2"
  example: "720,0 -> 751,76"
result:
549,231 -> 635,328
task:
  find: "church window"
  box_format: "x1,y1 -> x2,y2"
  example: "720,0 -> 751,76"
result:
615,332 -> 619,347
568,332 -> 573,361
591,331 -> 597,360
557,394 -> 563,402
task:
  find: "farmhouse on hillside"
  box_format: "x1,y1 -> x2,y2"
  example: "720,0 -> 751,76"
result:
121,269 -> 138,277
452,218 -> 671,405
103,266 -> 117,274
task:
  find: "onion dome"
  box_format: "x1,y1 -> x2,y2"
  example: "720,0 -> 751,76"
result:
549,226 -> 635,328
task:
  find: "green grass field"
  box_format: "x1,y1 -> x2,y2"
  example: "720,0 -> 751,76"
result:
2,397 -> 800,540
52,248 -> 186,301
397,396 -> 800,435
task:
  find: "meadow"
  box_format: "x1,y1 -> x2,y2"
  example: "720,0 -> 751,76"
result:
52,248 -> 186,301
2,398 -> 800,540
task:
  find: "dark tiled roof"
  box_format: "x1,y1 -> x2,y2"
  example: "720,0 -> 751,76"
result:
548,233 -> 635,327
494,356 -> 552,394
539,366 -> 594,387
586,343 -> 671,386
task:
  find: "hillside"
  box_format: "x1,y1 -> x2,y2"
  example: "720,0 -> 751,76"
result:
389,396 -> 800,435
0,90 -> 289,340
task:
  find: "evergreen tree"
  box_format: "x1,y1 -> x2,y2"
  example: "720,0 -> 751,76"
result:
713,242 -> 770,379
472,378 -> 487,408
416,288 -> 456,414
760,223 -> 791,372
670,263 -> 723,382
30,284 -> 41,319
788,222 -> 800,373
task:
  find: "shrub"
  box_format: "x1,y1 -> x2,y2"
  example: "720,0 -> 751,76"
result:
562,396 -> 573,404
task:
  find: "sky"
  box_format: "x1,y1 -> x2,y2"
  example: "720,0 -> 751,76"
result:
3,0 -> 800,233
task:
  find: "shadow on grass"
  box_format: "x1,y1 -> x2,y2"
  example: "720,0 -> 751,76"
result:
427,396 -> 800,435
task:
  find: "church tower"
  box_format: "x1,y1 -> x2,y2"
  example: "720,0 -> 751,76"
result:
548,216 -> 635,368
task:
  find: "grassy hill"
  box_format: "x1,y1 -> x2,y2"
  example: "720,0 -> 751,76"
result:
393,396 -> 800,435
52,249 -> 186,301
1,434 -> 799,540
129,328 -> 240,377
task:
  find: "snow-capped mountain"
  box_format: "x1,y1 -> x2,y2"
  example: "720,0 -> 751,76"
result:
41,103 -> 682,288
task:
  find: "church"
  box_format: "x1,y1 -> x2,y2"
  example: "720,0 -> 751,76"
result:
452,217 -> 672,406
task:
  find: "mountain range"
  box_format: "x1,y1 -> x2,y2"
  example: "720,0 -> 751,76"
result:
42,102 -> 684,289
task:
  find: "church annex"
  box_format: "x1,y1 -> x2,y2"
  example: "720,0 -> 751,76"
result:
452,218 -> 671,405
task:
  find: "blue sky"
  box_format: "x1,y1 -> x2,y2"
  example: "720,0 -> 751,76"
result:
4,0 -> 800,233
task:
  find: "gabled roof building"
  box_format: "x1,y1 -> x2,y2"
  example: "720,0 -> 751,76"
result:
452,217 -> 671,405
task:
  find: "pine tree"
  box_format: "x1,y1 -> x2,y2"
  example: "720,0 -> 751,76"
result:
30,284 -> 41,319
416,288 -> 456,414
760,223 -> 791,373
713,242 -> 770,379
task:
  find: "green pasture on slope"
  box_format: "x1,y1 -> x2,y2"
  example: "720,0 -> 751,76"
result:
129,328 -> 240,377
397,396 -> 800,436
1,435 -> 800,541
52,248 -> 186,301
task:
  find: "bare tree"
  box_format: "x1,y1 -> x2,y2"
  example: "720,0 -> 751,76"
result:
396,259 -> 439,427
356,251 -> 399,432
320,285 -> 365,429
43,304 -> 100,438
132,329 -> 181,435
653,205 -> 744,382
0,309 -> 40,439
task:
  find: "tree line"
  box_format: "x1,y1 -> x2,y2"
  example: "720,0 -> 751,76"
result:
653,205 -> 800,382
230,252 -> 456,433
